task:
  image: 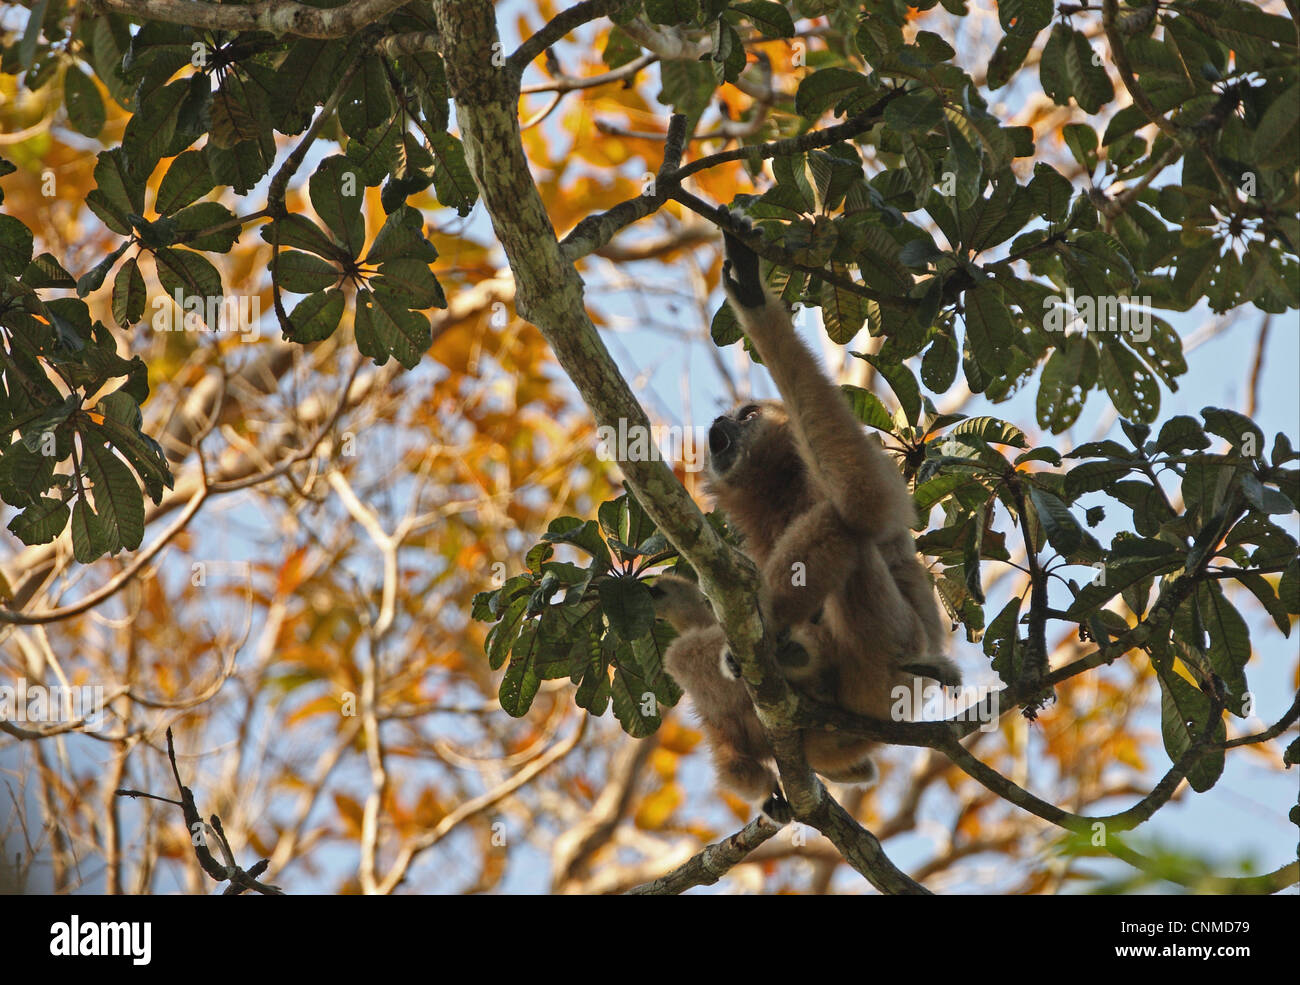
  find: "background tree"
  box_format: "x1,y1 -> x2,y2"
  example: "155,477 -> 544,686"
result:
0,0 -> 1296,893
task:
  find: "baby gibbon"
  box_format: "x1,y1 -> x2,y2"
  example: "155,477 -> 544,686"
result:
652,230 -> 960,819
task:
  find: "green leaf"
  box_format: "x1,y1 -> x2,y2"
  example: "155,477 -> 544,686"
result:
1156,664 -> 1225,793
852,352 -> 920,425
1152,415 -> 1210,457
1279,558 -> 1300,615
921,330 -> 959,392
1028,485 -> 1083,556
0,214 -> 35,276
86,148 -> 145,236
276,251 -> 340,295
354,288 -> 432,369
364,206 -> 438,265
70,498 -> 110,563
174,201 -> 240,252
884,89 -> 944,133
373,258 -> 446,310
598,576 -> 657,642
286,289 -> 345,344
711,301 -> 742,346
543,517 -> 613,571
75,240 -> 131,297
1098,339 -> 1160,424
1232,570 -> 1290,637
486,596 -> 529,670
1201,406 -> 1263,458
1065,459 -> 1138,499
962,282 -> 1015,376
499,628 -> 542,717
819,275 -> 867,343
732,1 -> 795,37
111,256 -> 146,327
914,474 -> 972,513
986,595 -> 1025,686
153,247 -> 222,308
63,65 -> 106,137
598,492 -> 657,559
339,55 -> 396,138
839,385 -> 894,432
80,438 -> 145,553
205,139 -> 272,196
121,76 -> 188,173
22,252 -> 75,288
795,68 -> 874,118
262,215 -> 343,259
155,149 -> 216,214
1027,162 -> 1072,223
1066,552 -> 1182,619
1253,82 -> 1300,161
427,131 -> 477,217
950,416 -> 1027,448
7,496 -> 69,546
209,69 -> 267,149
309,155 -> 366,257
1062,26 -> 1113,113
963,505 -> 987,605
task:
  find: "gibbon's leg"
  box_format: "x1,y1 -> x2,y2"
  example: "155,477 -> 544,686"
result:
647,572 -> 716,632
718,618 -> 834,694
759,499 -> 857,630
653,591 -> 790,820
803,732 -> 880,786
721,231 -> 915,541
879,533 -> 963,687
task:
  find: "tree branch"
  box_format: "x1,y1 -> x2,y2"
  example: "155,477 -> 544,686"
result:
1101,0 -> 1181,139
509,0 -> 636,77
624,815 -> 784,894
92,0 -> 411,38
433,0 -> 927,894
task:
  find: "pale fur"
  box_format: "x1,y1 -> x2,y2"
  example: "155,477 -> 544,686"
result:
652,232 -> 960,813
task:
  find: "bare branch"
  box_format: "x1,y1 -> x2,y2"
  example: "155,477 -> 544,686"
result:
625,815 -> 785,894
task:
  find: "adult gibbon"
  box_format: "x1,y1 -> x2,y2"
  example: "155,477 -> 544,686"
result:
653,229 -> 960,819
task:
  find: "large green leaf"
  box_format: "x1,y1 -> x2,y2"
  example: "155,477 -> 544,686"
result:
354,288 -> 432,368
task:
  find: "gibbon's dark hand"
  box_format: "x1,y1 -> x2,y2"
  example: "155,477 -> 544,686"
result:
761,788 -> 793,825
721,225 -> 765,310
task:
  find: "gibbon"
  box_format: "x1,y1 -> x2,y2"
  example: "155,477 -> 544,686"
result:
652,229 -> 960,818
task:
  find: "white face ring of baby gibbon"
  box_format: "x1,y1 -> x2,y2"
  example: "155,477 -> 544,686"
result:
649,225 -> 962,823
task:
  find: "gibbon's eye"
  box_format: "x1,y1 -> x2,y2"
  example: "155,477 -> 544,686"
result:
737,404 -> 761,422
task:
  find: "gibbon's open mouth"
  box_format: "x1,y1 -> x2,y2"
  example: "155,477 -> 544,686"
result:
708,416 -> 738,473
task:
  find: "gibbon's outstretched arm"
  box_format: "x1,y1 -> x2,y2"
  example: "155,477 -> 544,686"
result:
720,231 -> 914,541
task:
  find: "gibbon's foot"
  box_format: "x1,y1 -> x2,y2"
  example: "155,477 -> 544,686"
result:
773,630 -> 811,670
720,646 -> 741,681
721,229 -> 765,309
897,656 -> 963,688
760,788 -> 793,825
818,753 -> 879,787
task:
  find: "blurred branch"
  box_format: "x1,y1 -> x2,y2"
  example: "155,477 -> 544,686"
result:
375,713 -> 588,894
116,727 -> 284,894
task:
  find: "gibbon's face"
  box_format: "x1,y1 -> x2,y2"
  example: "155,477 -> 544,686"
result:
707,400 -> 796,486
